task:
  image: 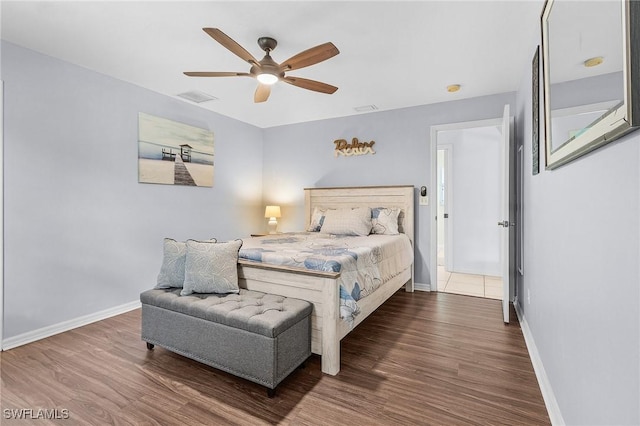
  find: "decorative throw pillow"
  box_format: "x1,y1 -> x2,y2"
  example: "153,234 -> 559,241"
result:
156,238 -> 188,289
371,207 -> 401,235
180,239 -> 243,296
156,238 -> 217,289
307,207 -> 330,232
319,207 -> 372,236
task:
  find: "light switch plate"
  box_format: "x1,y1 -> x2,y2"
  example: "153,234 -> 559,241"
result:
419,196 -> 429,206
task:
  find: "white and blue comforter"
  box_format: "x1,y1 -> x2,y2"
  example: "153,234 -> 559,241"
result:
239,232 -> 413,324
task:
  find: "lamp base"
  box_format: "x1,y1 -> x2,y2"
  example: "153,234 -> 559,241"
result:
267,218 -> 278,234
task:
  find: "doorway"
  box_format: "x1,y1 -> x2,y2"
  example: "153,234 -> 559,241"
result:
430,117 -> 508,302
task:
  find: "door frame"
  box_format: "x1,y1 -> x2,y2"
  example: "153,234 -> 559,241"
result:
429,116 -> 512,300
436,144 -> 454,272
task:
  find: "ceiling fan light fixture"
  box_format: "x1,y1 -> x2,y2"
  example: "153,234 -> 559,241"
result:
257,73 -> 279,85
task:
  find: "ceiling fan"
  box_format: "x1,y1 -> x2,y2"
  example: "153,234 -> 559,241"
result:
184,28 -> 340,103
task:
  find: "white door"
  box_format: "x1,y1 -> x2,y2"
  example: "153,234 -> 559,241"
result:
499,104 -> 511,323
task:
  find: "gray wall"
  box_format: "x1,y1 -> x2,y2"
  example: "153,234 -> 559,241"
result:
515,42 -> 640,424
262,93 -> 515,285
2,42 -> 264,339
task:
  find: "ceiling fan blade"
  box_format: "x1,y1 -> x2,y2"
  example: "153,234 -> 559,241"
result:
183,71 -> 251,77
254,84 -> 271,103
282,76 -> 338,94
279,42 -> 339,72
203,28 -> 259,65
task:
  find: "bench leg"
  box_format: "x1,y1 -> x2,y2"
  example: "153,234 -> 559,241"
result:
267,387 -> 276,398
146,342 -> 154,350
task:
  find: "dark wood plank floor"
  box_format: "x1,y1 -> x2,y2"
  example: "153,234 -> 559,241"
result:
0,291 -> 550,425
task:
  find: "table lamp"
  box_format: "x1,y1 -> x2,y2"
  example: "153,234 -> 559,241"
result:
264,205 -> 281,234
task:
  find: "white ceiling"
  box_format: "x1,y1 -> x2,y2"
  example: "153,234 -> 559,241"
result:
1,1 -> 544,128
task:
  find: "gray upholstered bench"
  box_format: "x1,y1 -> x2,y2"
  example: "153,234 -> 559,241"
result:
140,288 -> 312,396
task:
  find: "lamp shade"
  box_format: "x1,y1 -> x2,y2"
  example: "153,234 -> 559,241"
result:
264,205 -> 281,218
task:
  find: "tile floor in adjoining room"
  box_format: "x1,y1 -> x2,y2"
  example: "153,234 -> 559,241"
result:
437,248 -> 503,299
437,266 -> 503,300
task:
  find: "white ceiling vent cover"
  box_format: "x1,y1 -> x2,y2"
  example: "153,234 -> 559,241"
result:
177,91 -> 218,103
354,105 -> 378,112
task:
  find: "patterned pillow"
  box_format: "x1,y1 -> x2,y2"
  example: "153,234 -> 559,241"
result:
319,207 -> 372,236
180,239 -> 243,296
156,238 -> 188,289
156,238 -> 217,289
371,207 -> 401,235
307,207 -> 330,232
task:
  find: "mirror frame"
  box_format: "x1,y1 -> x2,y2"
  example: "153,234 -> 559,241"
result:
541,0 -> 640,169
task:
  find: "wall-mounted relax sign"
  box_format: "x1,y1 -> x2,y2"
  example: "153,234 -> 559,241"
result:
334,138 -> 376,157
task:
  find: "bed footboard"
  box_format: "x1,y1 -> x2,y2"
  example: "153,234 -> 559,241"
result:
237,260 -> 412,375
237,260 -> 342,375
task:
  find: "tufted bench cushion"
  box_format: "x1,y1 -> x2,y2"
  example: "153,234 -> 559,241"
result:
140,288 -> 312,395
140,288 -> 311,338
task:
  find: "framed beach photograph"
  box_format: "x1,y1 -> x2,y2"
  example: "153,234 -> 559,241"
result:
138,112 -> 214,187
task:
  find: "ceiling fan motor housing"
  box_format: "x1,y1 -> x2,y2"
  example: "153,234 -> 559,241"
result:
257,37 -> 277,52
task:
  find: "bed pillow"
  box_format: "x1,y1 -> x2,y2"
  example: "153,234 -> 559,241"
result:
307,207 -> 330,232
371,207 -> 401,235
180,239 -> 243,296
319,207 -> 372,236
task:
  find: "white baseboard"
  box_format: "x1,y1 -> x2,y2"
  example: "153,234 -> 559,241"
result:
2,300 -> 141,351
414,282 -> 431,292
514,302 -> 565,426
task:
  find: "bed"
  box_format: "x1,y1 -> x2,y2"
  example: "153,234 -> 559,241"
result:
236,185 -> 415,375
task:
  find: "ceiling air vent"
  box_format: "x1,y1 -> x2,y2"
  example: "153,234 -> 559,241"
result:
177,90 -> 218,103
353,105 -> 378,112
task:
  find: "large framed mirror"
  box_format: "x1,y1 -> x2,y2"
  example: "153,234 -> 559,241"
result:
541,0 -> 639,169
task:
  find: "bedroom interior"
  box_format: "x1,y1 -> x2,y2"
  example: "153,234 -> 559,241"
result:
1,1 -> 639,425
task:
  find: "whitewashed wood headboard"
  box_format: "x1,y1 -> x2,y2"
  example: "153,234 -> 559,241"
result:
303,185 -> 415,245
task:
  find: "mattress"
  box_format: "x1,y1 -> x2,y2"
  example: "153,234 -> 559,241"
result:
239,232 -> 414,323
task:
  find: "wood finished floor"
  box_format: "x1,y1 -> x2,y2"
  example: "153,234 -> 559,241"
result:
0,291 -> 550,425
